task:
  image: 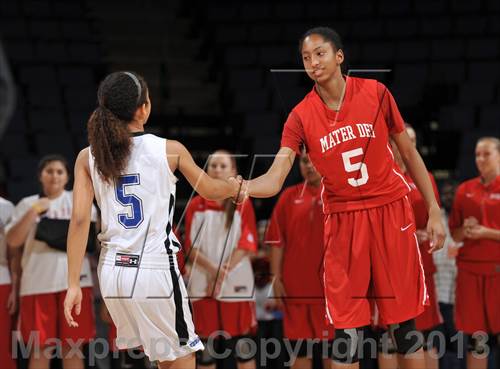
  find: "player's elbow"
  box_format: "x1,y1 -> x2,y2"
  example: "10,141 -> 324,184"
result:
70,215 -> 91,230
6,230 -> 24,249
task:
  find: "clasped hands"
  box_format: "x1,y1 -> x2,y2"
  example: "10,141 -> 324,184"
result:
227,175 -> 250,204
463,216 -> 487,239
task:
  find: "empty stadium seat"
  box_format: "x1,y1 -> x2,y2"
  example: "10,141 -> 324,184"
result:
28,108 -> 67,133
458,82 -> 495,105
439,105 -> 476,130
478,106 -> 500,132
34,133 -> 75,158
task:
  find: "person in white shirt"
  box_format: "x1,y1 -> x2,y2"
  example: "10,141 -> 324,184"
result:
62,71 -> 242,369
6,155 -> 97,369
185,150 -> 258,369
0,196 -> 16,369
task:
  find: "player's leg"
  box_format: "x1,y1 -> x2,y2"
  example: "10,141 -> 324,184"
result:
192,298 -> 218,369
159,352 -> 196,369
377,352 -> 398,369
21,293 -> 57,369
28,349 -> 52,369
376,330 -> 398,369
220,301 -> 257,369
466,333 -> 489,369
60,345 -> 84,369
324,211 -> 373,369
414,275 -> 442,369
387,319 -> 425,368
421,331 -> 439,369
331,328 -> 362,369
371,198 -> 427,368
455,271 -> 497,369
283,304 -> 313,369
309,304 -> 335,369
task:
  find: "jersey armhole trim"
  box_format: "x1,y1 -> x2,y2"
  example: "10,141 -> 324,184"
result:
165,139 -> 179,184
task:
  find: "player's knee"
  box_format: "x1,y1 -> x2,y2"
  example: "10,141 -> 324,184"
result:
467,333 -> 490,355
421,329 -> 436,351
230,336 -> 256,363
377,330 -> 397,354
196,340 -> 216,366
331,328 -> 361,363
388,319 -> 423,355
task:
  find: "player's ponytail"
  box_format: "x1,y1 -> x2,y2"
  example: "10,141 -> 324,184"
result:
87,71 -> 148,183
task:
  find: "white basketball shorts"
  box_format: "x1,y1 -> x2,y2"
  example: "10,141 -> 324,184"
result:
98,250 -> 204,362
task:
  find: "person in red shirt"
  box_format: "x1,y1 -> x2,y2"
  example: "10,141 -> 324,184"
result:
376,124 -> 442,369
266,150 -> 334,369
184,150 -> 258,369
448,136 -> 500,369
237,27 -> 445,369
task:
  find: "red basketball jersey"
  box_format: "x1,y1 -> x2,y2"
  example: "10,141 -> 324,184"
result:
448,175 -> 500,274
281,77 -> 410,213
265,182 -> 325,304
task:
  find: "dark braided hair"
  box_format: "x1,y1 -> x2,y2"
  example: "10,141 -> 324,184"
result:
87,71 -> 148,183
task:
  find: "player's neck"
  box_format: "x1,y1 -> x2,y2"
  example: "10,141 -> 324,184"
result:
481,170 -> 499,185
44,189 -> 64,199
128,120 -> 145,133
316,73 -> 346,111
309,181 -> 320,188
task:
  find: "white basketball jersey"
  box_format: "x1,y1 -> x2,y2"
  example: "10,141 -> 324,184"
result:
89,133 -> 180,257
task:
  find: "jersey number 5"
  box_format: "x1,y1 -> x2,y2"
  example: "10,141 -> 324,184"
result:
342,148 -> 369,187
115,174 -> 144,229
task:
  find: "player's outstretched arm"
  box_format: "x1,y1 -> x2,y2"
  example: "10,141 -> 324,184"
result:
167,140 -> 240,201
392,131 -> 445,252
65,148 -> 94,327
247,147 -> 296,198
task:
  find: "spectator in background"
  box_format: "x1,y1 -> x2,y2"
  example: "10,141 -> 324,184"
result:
265,150 -> 334,369
184,150 -> 258,369
0,196 -> 17,369
0,40 -> 16,139
6,155 -> 98,369
449,137 -> 500,369
433,180 -> 463,369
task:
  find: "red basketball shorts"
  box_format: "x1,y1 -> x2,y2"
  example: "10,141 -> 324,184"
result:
20,287 -> 95,347
455,269 -> 500,334
323,196 -> 428,329
415,274 -> 443,331
192,298 -> 256,338
0,284 -> 16,369
282,303 -> 334,340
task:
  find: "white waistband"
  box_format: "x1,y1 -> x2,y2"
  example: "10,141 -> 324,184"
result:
99,249 -> 176,270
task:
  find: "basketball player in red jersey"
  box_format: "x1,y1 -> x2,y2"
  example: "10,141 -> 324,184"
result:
449,137 -> 500,369
265,150 -> 334,369
235,27 -> 446,369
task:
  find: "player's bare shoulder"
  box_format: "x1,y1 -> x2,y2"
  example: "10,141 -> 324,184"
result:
165,139 -> 186,173
75,147 -> 91,172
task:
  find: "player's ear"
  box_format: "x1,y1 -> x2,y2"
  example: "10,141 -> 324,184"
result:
336,48 -> 344,66
134,103 -> 147,122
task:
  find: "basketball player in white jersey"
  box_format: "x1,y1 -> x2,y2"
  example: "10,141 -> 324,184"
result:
63,71 -> 243,369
